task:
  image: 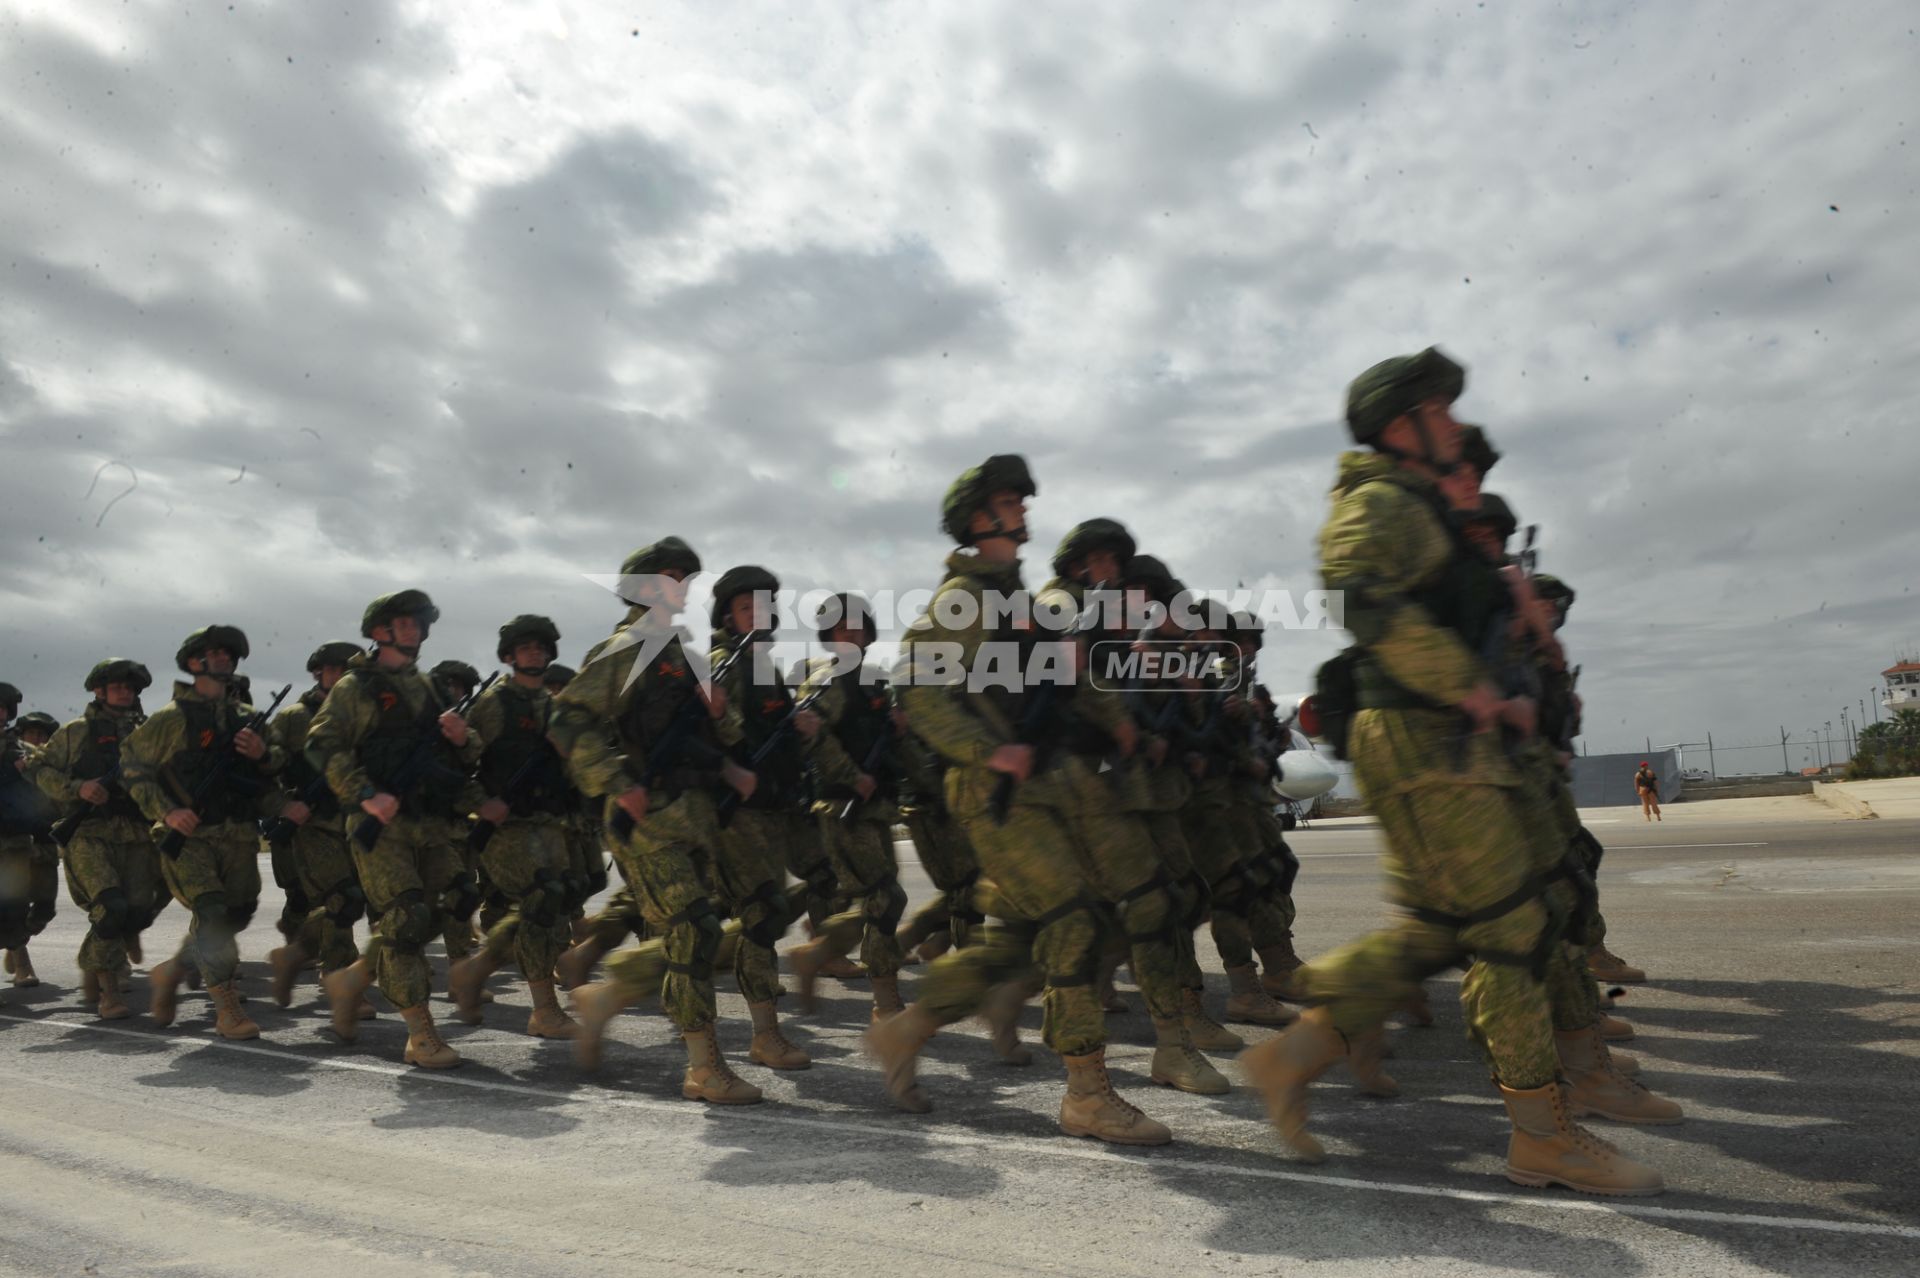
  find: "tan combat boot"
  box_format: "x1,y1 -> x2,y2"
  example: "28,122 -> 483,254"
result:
786,936 -> 850,1013
554,935 -> 611,990
1238,1006 -> 1350,1162
1610,1050 -> 1641,1077
870,973 -> 906,1023
209,981 -> 260,1040
1150,1017 -> 1231,1095
820,953 -> 867,980
95,971 -> 131,1021
1257,938 -> 1303,999
82,969 -> 101,1005
1347,1029 -> 1400,1097
323,957 -> 376,1042
268,942 -> 310,1008
681,1024 -> 763,1104
1500,1081 -> 1664,1196
864,1003 -> 938,1112
8,947 -> 37,987
526,979 -> 579,1039
1597,1013 -> 1634,1042
747,999 -> 811,1070
913,933 -> 953,965
1588,944 -> 1646,984
1060,1049 -> 1173,1145
1225,965 -> 1296,1027
125,933 -> 143,965
147,958 -> 185,1028
1097,960 -> 1129,1015
1557,1027 -> 1682,1124
1180,987 -> 1245,1052
980,978 -> 1034,1066
399,1003 -> 461,1068
1401,985 -> 1436,1027
448,949 -> 502,1025
569,980 -> 637,1072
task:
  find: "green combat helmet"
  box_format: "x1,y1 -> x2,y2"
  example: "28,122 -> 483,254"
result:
430,659 -> 481,701
1457,424 -> 1500,477
1346,346 -> 1466,445
0,683 -> 21,715
709,565 -> 781,632
361,589 -> 440,640
1465,492 -> 1519,541
541,663 -> 577,691
306,641 -> 363,674
16,710 -> 57,740
1051,517 -> 1137,582
1229,610 -> 1266,651
176,625 -> 250,676
86,658 -> 154,694
496,614 -> 561,670
814,591 -> 878,641
617,536 -> 702,605
1122,554 -> 1183,602
940,454 -> 1035,545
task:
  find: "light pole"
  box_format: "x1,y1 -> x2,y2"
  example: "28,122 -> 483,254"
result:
1824,721 -> 1833,772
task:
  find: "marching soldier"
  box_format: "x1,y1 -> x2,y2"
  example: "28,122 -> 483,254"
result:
447,615 -> 581,1039
264,641 -> 370,1013
6,709 -> 60,985
427,658 -> 486,963
1,685 -> 54,995
554,538 -> 766,1103
122,628 -> 283,1039
538,663 -> 610,946
1242,348 -> 1664,1195
306,591 -> 481,1068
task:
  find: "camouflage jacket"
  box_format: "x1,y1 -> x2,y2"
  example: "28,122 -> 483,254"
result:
123,681 -> 287,825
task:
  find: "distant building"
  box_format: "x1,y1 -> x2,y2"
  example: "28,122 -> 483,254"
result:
1883,658 -> 1920,715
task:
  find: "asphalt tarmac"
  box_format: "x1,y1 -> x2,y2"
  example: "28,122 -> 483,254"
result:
1,799 -> 1915,1277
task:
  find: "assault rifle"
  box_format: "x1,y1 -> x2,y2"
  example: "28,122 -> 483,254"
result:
467,699 -> 564,854
716,680 -> 826,829
987,603 -> 1105,825
837,678 -> 895,823
49,761 -> 124,848
608,629 -> 761,841
260,769 -> 331,848
349,673 -> 497,853
157,683 -> 292,858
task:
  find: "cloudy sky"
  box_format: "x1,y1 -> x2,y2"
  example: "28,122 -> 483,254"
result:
2,0 -> 1915,770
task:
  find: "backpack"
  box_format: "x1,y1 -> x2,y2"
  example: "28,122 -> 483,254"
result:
1311,647 -> 1363,762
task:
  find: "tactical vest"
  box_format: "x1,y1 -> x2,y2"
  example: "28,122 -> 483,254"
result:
613,638 -> 717,800
275,690 -> 340,819
167,697 -> 264,826
821,672 -> 898,800
735,671 -> 804,808
478,682 -> 569,818
356,668 -> 466,818
71,706 -> 146,819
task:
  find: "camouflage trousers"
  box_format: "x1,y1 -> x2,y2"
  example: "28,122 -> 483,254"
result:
781,811 -> 840,932
1295,781 -> 1561,1091
441,829 -> 481,961
1516,750 -> 1602,1034
157,820 -> 263,988
469,816 -> 570,983
811,811 -> 906,981
900,807 -> 981,951
599,791 -> 723,1033
2,837 -> 59,944
349,813 -> 457,1011
704,807 -> 795,1004
0,835 -> 40,951
1179,801 -> 1283,970
1138,810 -> 1205,991
916,765 -> 1106,1057
61,817 -> 162,974
275,821 -> 361,973
1061,758 -> 1182,1023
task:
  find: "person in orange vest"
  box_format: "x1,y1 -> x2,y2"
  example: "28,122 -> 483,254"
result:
1634,762 -> 1661,822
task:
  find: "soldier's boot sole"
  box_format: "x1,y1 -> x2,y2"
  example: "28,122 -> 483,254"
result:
1598,1015 -> 1635,1042
1149,1043 -> 1232,1096
1502,1082 -> 1665,1197
1238,1010 -> 1347,1163
9,950 -> 38,987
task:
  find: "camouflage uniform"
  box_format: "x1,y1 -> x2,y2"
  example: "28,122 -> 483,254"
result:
34,701 -> 164,978
465,677 -> 574,986
0,706 -> 54,960
267,685 -> 363,974
305,651 -> 480,1012
123,681 -> 282,989
895,725 -> 981,953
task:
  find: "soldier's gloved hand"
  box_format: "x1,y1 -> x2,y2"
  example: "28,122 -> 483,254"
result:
79,779 -> 110,805
1498,696 -> 1538,738
477,798 -> 510,824
614,785 -> 650,824
1457,683 -> 1503,733
280,799 -> 311,826
853,772 -> 878,800
1110,717 -> 1138,759
722,760 -> 758,801
361,792 -> 400,825
234,727 -> 267,760
438,711 -> 469,747
164,808 -> 200,836
986,744 -> 1035,783
794,709 -> 823,740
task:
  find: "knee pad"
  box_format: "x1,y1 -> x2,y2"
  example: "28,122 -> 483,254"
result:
947,882 -> 985,927
664,897 -> 724,981
863,876 -> 909,937
739,880 -> 791,949
1209,867 -> 1253,919
584,860 -> 610,897
28,896 -> 57,931
800,858 -> 838,903
88,886 -> 132,936
1176,872 -> 1211,930
561,870 -> 591,912
191,891 -> 233,934
442,870 -> 482,923
322,878 -> 367,927
523,869 -> 566,929
227,899 -> 258,932
1275,841 -> 1301,897
386,889 -> 439,953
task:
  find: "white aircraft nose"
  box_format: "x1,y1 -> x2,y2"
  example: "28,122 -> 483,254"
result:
1274,750 -> 1338,801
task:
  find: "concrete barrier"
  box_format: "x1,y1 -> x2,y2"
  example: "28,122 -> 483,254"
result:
1679,778 -> 1816,801
1812,781 -> 1879,820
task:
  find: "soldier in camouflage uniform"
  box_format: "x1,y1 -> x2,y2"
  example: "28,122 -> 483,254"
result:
555,538 -> 765,1104
427,659 -> 486,965
538,664 -> 611,947
1,684 -> 55,997
1038,520 -> 1231,1094
893,703 -> 983,964
306,591 -> 481,1068
788,591 -> 918,1024
1242,349 -> 1663,1195
122,628 -> 282,1039
867,456 -> 1173,1144
447,616 -> 581,1039
5,708 -> 61,986
264,641 -> 370,1015
31,662 -> 160,1017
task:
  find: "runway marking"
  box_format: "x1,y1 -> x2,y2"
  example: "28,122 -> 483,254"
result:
5,1013 -> 1917,1243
